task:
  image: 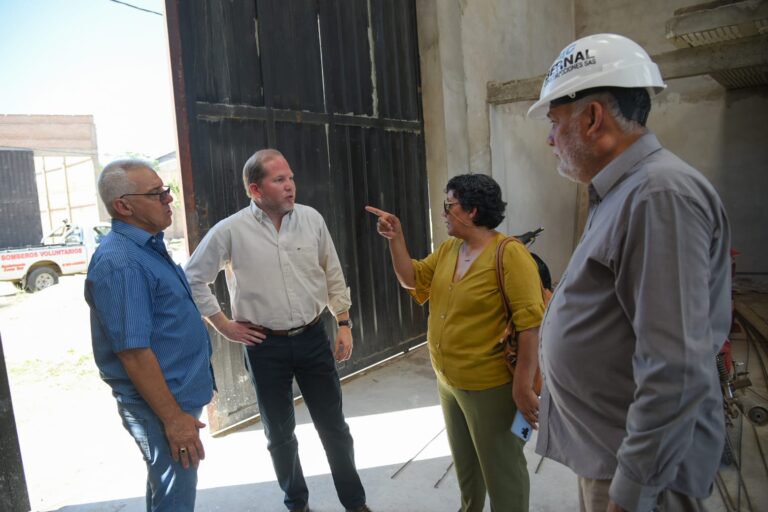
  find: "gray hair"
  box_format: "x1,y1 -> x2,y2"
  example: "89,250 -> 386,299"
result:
570,92 -> 647,135
98,158 -> 154,217
242,149 -> 284,197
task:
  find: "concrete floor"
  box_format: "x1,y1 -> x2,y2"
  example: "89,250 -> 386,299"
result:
40,346 -> 580,512
40,342 -> 766,512
3,276 -> 766,512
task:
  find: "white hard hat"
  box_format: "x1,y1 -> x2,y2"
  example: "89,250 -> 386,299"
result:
527,33 -> 666,119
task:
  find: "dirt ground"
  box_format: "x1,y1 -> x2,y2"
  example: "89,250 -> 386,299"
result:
0,275 -> 144,510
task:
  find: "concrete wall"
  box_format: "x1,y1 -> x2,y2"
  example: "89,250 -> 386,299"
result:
574,0 -> 768,273
419,0 -> 768,276
488,4 -> 578,281
0,115 -> 98,157
416,0 -> 575,258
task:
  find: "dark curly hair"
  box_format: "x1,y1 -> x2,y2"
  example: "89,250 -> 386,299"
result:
445,173 -> 506,229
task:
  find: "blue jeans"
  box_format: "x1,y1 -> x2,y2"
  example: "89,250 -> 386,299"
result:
117,401 -> 202,512
244,322 -> 366,511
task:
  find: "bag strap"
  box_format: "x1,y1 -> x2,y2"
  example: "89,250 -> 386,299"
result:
495,236 -> 550,326
495,236 -> 523,329
496,236 -> 547,394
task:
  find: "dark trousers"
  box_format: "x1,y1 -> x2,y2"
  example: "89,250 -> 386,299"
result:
244,322 -> 365,511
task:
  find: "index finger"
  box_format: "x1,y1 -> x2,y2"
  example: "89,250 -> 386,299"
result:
364,205 -> 391,218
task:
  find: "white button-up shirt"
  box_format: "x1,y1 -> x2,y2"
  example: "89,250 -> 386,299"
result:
185,202 -> 351,330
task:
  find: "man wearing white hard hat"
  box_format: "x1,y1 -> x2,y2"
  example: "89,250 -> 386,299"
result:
529,34 -> 731,512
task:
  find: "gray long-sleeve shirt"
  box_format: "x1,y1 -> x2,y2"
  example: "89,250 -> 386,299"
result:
536,133 -> 731,512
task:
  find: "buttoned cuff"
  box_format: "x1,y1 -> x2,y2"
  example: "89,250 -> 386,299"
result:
328,286 -> 352,316
609,465 -> 662,512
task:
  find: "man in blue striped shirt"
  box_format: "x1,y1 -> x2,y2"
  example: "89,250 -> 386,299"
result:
85,158 -> 214,512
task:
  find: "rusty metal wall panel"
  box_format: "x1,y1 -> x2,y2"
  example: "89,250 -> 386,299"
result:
328,125 -> 429,369
256,0 -> 325,111
167,0 -> 429,434
371,0 -> 421,120
194,119 -> 267,228
188,1 -> 263,105
0,149 -> 42,248
318,0 -> 374,115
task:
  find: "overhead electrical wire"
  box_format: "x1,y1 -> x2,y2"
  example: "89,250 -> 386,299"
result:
108,0 -> 163,16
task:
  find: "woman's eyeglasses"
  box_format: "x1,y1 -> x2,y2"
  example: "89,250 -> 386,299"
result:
120,186 -> 172,202
443,200 -> 459,214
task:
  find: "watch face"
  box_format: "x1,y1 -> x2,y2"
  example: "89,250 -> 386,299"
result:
338,320 -> 352,328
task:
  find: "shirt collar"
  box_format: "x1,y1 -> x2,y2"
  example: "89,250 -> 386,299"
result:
249,200 -> 265,221
249,200 -> 294,222
590,132 -> 663,201
111,219 -> 164,247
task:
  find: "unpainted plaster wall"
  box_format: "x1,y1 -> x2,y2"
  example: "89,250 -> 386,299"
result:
574,0 -> 768,272
419,0 -> 767,274
485,1 -> 768,276
416,0 -> 574,253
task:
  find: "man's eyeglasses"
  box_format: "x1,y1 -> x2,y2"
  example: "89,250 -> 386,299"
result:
120,186 -> 172,202
443,200 -> 460,214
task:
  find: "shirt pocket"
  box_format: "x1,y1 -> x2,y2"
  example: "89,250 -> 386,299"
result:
289,244 -> 319,271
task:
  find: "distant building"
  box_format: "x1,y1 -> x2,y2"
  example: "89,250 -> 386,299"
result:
0,114 -> 104,235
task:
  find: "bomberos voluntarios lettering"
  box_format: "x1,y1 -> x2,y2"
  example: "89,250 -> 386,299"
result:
0,247 -> 83,261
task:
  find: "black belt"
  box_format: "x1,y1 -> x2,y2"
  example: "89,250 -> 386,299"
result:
261,316 -> 321,337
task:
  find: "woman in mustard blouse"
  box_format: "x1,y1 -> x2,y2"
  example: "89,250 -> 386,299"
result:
366,174 -> 544,512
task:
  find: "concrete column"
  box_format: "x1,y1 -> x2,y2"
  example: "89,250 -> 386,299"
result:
416,0 -> 471,246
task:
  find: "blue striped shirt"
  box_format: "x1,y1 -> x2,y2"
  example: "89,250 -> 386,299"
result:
85,219 -> 214,410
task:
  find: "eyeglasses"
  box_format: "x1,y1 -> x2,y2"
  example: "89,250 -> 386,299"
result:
443,200 -> 459,214
120,186 -> 172,201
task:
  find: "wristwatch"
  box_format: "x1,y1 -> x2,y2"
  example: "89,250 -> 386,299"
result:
338,319 -> 353,329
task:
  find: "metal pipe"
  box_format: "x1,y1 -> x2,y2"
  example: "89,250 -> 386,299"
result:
715,471 -> 736,512
751,423 -> 768,483
390,427 -> 446,479
433,461 -> 454,488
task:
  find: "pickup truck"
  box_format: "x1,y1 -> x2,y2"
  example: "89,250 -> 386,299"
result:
0,222 -> 111,292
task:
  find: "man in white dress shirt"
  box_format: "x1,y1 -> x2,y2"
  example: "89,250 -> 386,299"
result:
185,149 -> 370,512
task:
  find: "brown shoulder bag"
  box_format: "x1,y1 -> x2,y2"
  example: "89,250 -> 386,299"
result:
495,236 -> 548,395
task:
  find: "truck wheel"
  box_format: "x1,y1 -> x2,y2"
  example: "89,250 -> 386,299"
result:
26,266 -> 58,292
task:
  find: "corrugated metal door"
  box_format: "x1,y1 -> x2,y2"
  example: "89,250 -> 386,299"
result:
0,150 -> 42,249
166,0 -> 430,434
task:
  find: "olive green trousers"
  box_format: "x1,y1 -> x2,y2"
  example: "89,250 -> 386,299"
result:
437,377 -> 529,512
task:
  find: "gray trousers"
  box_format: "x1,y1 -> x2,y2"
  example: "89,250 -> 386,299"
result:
578,477 -> 708,512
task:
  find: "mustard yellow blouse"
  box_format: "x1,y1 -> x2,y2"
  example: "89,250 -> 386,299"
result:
410,233 -> 545,390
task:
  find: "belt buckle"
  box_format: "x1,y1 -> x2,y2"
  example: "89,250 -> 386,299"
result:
286,325 -> 305,337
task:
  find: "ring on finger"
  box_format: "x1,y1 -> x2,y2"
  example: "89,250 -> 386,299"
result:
179,447 -> 188,455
